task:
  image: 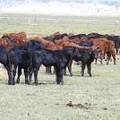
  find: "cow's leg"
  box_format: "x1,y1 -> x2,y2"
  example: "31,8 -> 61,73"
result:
87,63 -> 92,77
24,68 -> 29,84
112,52 -> 116,65
7,70 -> 12,85
60,68 -> 64,85
5,66 -> 12,85
56,66 -> 60,84
13,67 -> 16,85
106,52 -> 111,65
68,60 -> 73,76
99,53 -> 103,64
28,69 -> 33,85
81,63 -> 85,76
34,68 -> 39,85
116,48 -> 118,55
56,66 -> 64,85
10,64 -> 16,85
46,66 -> 52,74
95,58 -> 97,64
64,67 -> 67,75
16,67 -> 22,84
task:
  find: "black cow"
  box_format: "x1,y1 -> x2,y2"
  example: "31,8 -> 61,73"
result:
87,33 -> 104,39
0,36 -> 31,85
16,40 -> 45,84
7,46 -> 32,85
64,48 -> 95,77
79,48 -> 95,77
29,46 -> 95,85
69,34 -> 86,39
29,47 -> 82,85
63,35 -> 94,76
0,45 -> 13,84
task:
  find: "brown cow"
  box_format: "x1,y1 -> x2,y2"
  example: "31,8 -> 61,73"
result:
2,32 -> 27,45
30,35 -> 63,50
89,37 -> 116,65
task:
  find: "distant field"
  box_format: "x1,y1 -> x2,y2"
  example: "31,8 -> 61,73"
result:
0,14 -> 120,35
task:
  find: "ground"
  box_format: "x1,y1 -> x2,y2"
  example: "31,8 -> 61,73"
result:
0,58 -> 120,120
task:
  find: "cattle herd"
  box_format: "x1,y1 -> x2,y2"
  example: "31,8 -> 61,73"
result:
0,32 -> 120,85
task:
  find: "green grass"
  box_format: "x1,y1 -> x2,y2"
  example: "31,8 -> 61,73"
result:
0,14 -> 120,35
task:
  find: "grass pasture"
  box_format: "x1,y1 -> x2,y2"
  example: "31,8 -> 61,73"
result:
0,14 -> 120,35
0,14 -> 120,120
0,59 -> 120,120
